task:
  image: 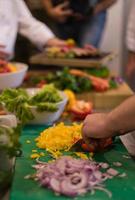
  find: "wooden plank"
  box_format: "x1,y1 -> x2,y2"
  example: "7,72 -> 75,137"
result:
29,52 -> 114,68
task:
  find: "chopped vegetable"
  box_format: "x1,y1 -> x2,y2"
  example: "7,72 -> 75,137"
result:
26,140 -> 31,144
74,152 -> 89,160
35,123 -> 82,158
31,156 -> 115,197
70,100 -> 93,120
0,62 -> 17,73
30,153 -> 40,159
107,168 -> 119,176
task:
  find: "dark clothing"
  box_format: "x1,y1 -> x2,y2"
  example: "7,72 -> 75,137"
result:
51,0 -> 107,47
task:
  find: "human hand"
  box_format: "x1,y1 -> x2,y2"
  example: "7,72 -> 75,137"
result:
48,1 -> 73,23
82,113 -> 115,151
46,37 -> 67,47
82,113 -> 115,141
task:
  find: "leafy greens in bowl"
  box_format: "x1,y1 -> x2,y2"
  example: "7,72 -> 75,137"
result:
0,84 -> 68,125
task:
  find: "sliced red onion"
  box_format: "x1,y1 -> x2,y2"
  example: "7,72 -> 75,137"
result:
107,168 -> 119,176
31,156 -> 125,197
60,179 -> 78,197
113,162 -> 122,167
50,178 -> 61,193
94,186 -> 112,198
118,173 -> 127,178
100,162 -> 109,169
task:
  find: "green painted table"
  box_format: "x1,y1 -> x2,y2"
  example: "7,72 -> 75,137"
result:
10,125 -> 135,200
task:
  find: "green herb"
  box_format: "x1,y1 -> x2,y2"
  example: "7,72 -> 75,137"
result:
31,84 -> 62,103
86,66 -> 110,78
46,67 -> 92,93
36,102 -> 57,112
109,79 -> 118,89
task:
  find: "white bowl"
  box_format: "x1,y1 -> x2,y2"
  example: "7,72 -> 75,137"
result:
26,89 -> 68,125
0,62 -> 28,90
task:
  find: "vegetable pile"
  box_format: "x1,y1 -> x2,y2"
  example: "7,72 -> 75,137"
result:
35,123 -> 113,158
23,65 -> 123,94
35,123 -> 82,158
30,156 -> 122,197
25,67 -> 121,93
0,84 -> 62,125
0,61 -> 17,73
45,39 -> 100,59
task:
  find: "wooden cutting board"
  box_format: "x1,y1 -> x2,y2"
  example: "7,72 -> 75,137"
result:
77,83 -> 133,110
29,52 -> 114,68
10,125 -> 135,200
23,70 -> 133,110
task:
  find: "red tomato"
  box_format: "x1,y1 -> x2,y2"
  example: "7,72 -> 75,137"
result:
70,100 -> 93,120
36,80 -> 46,88
81,138 -> 113,152
81,143 -> 95,152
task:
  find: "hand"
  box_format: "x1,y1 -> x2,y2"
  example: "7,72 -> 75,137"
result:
82,113 -> 114,142
48,2 -> 73,23
46,37 -> 67,47
0,45 -> 9,60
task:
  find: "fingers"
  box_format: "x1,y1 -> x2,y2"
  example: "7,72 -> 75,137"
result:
59,1 -> 70,9
46,38 -> 67,47
58,1 -> 73,17
62,9 -> 73,17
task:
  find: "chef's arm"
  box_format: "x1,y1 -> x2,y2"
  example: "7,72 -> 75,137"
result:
17,0 -> 55,49
107,95 -> 135,136
94,0 -> 117,15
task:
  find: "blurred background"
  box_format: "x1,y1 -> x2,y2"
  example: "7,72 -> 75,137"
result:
14,0 -> 132,76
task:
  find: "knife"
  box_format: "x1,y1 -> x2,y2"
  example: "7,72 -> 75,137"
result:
70,137 -> 114,152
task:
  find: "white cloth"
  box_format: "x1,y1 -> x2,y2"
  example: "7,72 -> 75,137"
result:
126,1 -> 135,52
0,0 -> 54,58
120,132 -> 135,156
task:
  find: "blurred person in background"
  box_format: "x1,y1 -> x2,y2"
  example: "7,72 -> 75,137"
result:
42,0 -> 117,47
0,0 -> 66,61
126,0 -> 135,90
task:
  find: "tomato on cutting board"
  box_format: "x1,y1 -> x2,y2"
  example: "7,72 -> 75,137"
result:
70,100 -> 93,119
81,138 -> 113,152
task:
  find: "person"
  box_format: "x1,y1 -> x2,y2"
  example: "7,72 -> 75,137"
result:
126,1 -> 135,87
0,0 -> 66,61
42,0 -> 117,47
82,95 -> 135,155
